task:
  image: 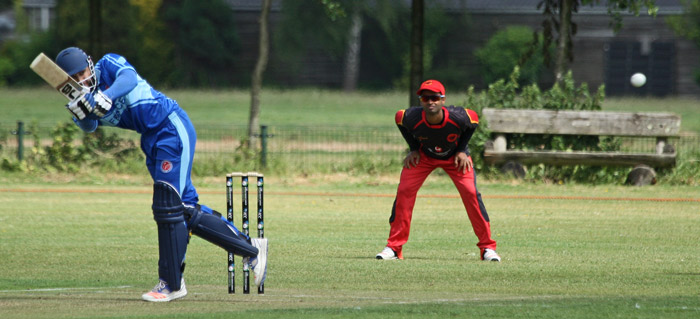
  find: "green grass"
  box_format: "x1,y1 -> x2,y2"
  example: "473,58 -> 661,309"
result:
1,88 -> 699,316
2,88 -> 698,133
1,178 -> 699,318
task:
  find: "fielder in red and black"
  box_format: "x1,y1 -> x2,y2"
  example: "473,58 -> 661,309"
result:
376,79 -> 501,262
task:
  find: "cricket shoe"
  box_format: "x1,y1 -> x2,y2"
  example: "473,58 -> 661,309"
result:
482,248 -> 501,262
141,278 -> 187,302
245,238 -> 268,286
375,246 -> 398,260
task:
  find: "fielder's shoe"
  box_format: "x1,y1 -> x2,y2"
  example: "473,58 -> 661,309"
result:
141,278 -> 187,302
376,246 -> 398,260
245,238 -> 268,286
482,248 -> 501,262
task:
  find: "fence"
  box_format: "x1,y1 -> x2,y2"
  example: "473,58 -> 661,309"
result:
194,124 -> 407,172
1,121 -> 699,173
0,121 -> 408,172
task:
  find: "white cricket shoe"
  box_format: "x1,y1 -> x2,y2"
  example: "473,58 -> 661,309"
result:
376,246 -> 398,260
141,278 -> 187,302
246,238 -> 268,286
482,248 -> 501,262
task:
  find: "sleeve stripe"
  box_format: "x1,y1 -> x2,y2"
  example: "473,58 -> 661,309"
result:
466,109 -> 479,124
395,109 -> 406,125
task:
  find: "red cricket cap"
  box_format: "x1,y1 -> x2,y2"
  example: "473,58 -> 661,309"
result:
416,79 -> 445,95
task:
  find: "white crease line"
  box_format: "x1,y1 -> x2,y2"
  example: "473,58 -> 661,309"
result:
0,286 -> 132,293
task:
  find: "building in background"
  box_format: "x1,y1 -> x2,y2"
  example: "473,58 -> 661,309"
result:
458,0 -> 698,97
225,0 -> 700,97
7,0 -> 700,96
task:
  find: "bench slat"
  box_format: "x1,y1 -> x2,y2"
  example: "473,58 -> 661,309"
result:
482,108 -> 681,137
483,150 -> 676,167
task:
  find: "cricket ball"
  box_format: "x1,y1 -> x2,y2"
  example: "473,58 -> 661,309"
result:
630,73 -> 646,87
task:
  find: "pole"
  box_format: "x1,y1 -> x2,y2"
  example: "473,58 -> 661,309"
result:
17,121 -> 24,161
260,125 -> 268,167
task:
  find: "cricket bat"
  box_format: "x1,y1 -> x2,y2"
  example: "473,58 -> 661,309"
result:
30,52 -> 86,101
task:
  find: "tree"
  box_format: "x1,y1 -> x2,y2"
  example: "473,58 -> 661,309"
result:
130,0 -> 173,84
475,26 -> 547,86
537,0 -> 658,85
342,8 -> 362,92
55,0 -> 139,58
160,0 -> 240,87
667,0 -> 700,86
88,0 -> 101,55
247,0 -> 271,149
409,0 -> 423,107
275,1 -> 409,90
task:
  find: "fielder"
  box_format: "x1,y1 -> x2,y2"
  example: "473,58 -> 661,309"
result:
376,79 -> 500,262
54,47 -> 267,302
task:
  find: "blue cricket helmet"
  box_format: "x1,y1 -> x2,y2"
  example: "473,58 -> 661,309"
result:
55,47 -> 96,92
56,47 -> 89,75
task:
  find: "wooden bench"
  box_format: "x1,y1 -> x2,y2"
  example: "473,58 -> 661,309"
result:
481,108 -> 681,182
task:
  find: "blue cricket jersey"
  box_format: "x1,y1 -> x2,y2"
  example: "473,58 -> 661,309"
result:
72,53 -> 200,205
95,53 -> 179,134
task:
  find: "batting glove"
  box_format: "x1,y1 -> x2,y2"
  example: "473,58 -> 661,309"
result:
65,92 -> 93,120
84,90 -> 113,118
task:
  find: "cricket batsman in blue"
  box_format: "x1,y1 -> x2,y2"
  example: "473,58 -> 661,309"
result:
55,47 -> 267,302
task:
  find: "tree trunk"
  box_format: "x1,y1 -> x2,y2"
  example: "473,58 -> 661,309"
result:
409,0 -> 424,107
248,0 -> 271,149
554,0 -> 571,84
343,10 -> 363,92
89,0 -> 102,55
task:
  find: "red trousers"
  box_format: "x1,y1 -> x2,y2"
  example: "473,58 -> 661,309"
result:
386,153 -> 496,259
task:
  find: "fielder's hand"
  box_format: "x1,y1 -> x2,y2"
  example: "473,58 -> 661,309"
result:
84,90 -> 113,118
454,152 -> 472,173
403,150 -> 421,169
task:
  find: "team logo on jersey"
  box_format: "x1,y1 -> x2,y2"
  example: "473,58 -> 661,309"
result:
160,160 -> 173,173
447,133 -> 458,143
428,147 -> 450,156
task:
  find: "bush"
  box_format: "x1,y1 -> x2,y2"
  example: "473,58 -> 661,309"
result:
0,122 -> 144,173
474,26 -> 548,87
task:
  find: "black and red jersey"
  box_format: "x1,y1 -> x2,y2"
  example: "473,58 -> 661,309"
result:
395,105 -> 479,160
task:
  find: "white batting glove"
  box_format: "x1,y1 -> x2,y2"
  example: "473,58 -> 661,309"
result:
89,90 -> 113,118
65,90 -> 93,120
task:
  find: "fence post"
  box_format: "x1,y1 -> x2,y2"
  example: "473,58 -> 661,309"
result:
16,121 -> 24,161
260,125 -> 268,167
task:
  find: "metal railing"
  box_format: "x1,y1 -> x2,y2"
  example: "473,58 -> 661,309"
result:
1,121 -> 698,171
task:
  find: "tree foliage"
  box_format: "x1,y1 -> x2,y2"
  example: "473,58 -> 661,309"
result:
54,0 -> 140,58
475,26 -> 548,87
160,0 -> 240,87
667,0 -> 700,86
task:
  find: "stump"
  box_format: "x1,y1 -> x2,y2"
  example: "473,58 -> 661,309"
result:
625,165 -> 657,186
500,161 -> 526,179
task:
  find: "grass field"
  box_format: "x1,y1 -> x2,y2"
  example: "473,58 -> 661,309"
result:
1,176 -> 699,318
2,88 -> 699,133
1,88 -> 699,317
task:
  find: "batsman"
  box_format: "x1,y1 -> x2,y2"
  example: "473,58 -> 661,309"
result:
52,47 -> 267,302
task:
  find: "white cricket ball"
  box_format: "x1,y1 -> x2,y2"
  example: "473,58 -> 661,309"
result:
630,73 -> 646,87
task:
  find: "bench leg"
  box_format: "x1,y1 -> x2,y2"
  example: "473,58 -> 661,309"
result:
655,138 -> 666,155
494,134 -> 507,152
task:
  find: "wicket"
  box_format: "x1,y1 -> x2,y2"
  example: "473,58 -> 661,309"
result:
226,172 -> 265,294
